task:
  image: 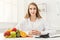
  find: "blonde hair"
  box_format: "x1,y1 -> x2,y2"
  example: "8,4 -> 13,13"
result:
24,2 -> 42,19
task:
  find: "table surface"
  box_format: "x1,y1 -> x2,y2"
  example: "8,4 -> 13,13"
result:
0,33 -> 60,40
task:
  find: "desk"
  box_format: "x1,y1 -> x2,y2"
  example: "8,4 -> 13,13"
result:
0,33 -> 60,40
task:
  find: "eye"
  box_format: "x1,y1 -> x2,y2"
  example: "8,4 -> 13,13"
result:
33,8 -> 36,10
29,8 -> 32,10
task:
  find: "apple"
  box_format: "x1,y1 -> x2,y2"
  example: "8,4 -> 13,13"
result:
10,31 -> 16,38
4,31 -> 10,36
7,29 -> 12,32
10,31 -> 16,35
4,36 -> 9,38
12,27 -> 17,31
9,35 -> 16,38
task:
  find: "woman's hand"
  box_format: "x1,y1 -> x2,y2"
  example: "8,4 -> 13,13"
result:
29,30 -> 41,35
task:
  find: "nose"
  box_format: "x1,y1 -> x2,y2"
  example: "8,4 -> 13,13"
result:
31,9 -> 34,12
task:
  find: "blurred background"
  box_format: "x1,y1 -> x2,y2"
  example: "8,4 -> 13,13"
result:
0,0 -> 60,35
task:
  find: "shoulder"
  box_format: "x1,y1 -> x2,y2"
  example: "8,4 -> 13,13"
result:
38,18 -> 45,21
38,18 -> 47,23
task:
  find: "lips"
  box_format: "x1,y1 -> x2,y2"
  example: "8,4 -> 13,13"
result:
32,13 -> 34,14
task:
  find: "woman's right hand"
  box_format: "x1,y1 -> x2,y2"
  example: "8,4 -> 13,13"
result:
28,30 -> 41,35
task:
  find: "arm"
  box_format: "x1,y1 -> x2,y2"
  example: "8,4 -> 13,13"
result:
15,19 -> 27,30
40,19 -> 56,37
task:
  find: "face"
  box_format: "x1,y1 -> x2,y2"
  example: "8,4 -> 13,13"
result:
29,5 -> 37,16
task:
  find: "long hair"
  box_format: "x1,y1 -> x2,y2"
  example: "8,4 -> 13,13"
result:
24,2 -> 42,19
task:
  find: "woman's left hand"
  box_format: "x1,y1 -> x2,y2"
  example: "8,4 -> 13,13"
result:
29,30 -> 41,35
32,30 -> 41,35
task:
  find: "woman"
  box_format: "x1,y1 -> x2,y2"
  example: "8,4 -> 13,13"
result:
16,2 -> 50,38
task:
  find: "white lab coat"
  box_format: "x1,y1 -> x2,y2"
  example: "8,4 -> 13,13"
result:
15,18 -> 52,36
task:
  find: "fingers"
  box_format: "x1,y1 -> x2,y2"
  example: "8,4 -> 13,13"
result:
29,31 -> 33,35
29,30 -> 41,35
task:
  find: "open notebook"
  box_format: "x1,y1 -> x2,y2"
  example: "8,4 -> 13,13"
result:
49,30 -> 60,38
50,34 -> 60,38
35,32 -> 60,38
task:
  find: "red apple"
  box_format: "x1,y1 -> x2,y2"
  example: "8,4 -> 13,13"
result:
4,31 -> 10,36
12,28 -> 17,32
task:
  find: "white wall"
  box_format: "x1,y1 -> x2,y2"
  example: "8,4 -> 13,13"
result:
17,0 -> 25,23
46,0 -> 60,29
0,0 -> 17,23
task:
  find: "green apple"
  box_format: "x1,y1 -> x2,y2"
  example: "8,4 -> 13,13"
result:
9,35 -> 16,38
10,31 -> 16,38
11,35 -> 16,38
10,31 -> 16,35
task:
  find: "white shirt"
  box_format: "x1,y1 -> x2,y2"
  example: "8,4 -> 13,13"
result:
16,18 -> 52,35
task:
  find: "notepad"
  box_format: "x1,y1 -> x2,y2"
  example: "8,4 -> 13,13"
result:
50,34 -> 60,38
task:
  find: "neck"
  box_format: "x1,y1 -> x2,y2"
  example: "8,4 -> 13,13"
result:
30,16 -> 37,22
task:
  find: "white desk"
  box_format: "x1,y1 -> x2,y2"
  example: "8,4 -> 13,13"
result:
0,33 -> 60,40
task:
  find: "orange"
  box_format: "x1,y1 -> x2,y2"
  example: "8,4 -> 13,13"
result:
20,31 -> 27,38
7,29 -> 12,32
